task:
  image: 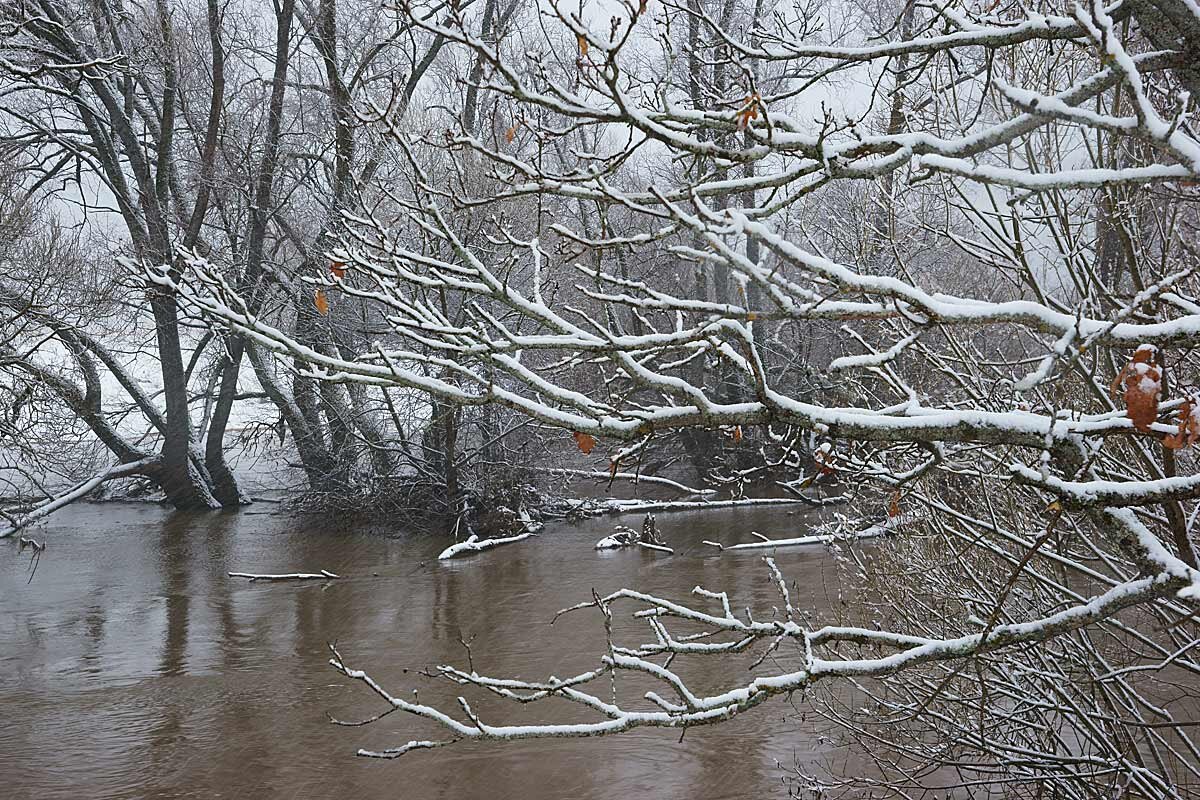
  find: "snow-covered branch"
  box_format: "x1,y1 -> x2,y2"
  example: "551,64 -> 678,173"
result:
128,0 -> 1200,790
329,553 -> 1196,754
0,458 -> 158,539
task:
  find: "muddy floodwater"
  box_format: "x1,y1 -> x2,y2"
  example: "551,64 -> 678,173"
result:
1,501 -> 864,799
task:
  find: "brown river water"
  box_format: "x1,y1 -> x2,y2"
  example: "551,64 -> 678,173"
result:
0,501 -> 877,799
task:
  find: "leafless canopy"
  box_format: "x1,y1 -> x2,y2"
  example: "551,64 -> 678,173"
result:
55,0 -> 1200,794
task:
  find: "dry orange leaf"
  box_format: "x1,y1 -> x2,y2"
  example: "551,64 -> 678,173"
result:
505,125 -> 516,143
1112,345 -> 1161,432
577,33 -> 588,57
1165,398 -> 1200,449
813,443 -> 835,475
736,93 -> 760,131
732,425 -> 743,443
887,491 -> 901,518
330,261 -> 346,279
573,430 -> 597,454
314,288 -> 330,315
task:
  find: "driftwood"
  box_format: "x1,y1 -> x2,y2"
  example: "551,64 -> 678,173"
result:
438,509 -> 544,560
437,530 -> 538,560
596,514 -> 674,554
228,569 -> 340,581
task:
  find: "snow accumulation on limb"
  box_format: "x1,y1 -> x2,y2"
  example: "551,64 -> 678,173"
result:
146,9 -> 1200,455
1010,464 -> 1200,508
153,254 -> 1155,455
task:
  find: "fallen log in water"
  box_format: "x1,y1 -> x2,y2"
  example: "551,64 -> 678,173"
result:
438,530 -> 538,560
595,514 -> 674,554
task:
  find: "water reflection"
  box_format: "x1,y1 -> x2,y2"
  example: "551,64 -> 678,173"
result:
1,502 -> 853,799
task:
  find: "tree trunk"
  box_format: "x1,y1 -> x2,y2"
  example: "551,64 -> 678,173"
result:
203,336 -> 251,505
150,293 -> 220,509
201,0 -> 295,504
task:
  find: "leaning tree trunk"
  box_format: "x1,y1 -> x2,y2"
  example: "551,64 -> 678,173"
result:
203,335 -> 251,505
